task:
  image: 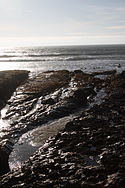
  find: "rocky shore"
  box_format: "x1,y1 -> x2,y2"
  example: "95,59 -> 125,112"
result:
0,70 -> 29,110
0,70 -> 29,175
0,69 -> 125,187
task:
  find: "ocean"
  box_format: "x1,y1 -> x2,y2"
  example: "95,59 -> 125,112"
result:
0,44 -> 125,75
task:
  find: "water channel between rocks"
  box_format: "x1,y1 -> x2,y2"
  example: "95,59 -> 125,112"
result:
0,105 -> 10,136
0,87 -> 107,170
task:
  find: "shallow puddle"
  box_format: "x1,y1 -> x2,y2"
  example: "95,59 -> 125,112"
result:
9,115 -> 74,170
0,105 -> 10,130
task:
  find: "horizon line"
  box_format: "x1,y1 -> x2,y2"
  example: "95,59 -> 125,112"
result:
0,43 -> 125,49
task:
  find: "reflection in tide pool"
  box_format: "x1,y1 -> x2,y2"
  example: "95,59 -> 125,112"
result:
9,115 -> 74,170
0,119 -> 10,129
0,105 -> 10,129
0,105 -> 10,138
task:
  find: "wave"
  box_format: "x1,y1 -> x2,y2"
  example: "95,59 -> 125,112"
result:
1,53 -> 125,59
0,56 -> 125,62
0,55 -> 16,58
0,45 -> 125,63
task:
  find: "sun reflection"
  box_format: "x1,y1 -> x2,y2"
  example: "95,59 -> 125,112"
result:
0,62 -> 17,71
0,119 -> 10,129
0,105 -> 10,129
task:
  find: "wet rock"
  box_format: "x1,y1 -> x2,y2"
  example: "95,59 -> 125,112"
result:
0,71 -> 100,145
1,70 -> 125,187
0,70 -> 29,109
119,70 -> 125,78
42,98 -> 55,105
0,140 -> 13,176
0,100 -> 5,110
74,70 -> 83,74
109,92 -> 125,101
72,87 -> 96,105
92,70 -> 116,76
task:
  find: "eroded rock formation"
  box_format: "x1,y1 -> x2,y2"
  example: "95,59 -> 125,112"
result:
1,70 -> 125,187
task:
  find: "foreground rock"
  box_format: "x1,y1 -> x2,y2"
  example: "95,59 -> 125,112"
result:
0,70 -> 99,144
1,70 -> 124,187
0,70 -> 29,110
0,70 -> 102,177
0,140 -> 14,176
0,70 -> 29,176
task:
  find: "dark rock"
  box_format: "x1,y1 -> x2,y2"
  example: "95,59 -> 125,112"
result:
0,100 -> 5,110
74,70 -> 83,74
119,70 -> 125,78
0,142 -> 11,176
42,98 -> 55,105
1,70 -> 125,187
92,70 -> 116,76
0,70 -> 29,109
71,87 -> 96,105
110,92 -> 125,100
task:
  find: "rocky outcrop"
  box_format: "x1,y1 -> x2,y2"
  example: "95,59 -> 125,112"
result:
0,140 -> 14,176
0,70 -> 99,145
1,70 -> 125,187
0,148 -> 10,176
0,70 -> 29,110
0,70 -> 100,178
0,70 -> 29,175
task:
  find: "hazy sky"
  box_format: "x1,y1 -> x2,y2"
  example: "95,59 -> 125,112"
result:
0,0 -> 125,46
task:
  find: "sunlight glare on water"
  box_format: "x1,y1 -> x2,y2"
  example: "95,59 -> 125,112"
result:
0,105 -> 10,129
0,45 -> 125,74
0,62 -> 16,71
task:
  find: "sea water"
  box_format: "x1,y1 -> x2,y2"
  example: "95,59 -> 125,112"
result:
0,44 -> 125,75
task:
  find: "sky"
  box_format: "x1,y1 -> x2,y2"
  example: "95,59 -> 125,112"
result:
0,0 -> 125,47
